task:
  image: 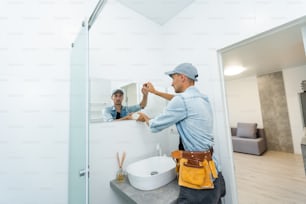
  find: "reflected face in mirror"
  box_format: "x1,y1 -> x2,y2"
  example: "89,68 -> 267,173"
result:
112,93 -> 124,106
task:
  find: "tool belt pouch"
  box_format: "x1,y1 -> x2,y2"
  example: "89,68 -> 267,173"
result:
172,150 -> 218,190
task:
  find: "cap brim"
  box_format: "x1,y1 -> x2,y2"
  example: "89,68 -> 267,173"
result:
165,70 -> 176,76
114,91 -> 123,94
165,70 -> 198,81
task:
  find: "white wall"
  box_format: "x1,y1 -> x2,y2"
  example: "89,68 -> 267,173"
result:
89,1 -> 164,86
225,76 -> 263,128
283,65 -> 306,154
0,1 -> 93,203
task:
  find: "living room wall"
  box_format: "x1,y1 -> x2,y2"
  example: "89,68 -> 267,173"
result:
225,76 -> 263,128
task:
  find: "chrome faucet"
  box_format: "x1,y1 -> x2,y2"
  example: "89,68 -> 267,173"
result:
156,144 -> 162,156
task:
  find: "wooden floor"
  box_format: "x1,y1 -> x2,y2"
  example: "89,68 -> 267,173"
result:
234,151 -> 306,204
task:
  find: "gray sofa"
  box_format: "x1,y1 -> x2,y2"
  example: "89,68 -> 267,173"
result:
231,123 -> 267,155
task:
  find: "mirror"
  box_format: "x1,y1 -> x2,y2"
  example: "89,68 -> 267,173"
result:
89,77 -> 170,122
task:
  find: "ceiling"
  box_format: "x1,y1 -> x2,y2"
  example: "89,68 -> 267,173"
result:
117,0 -> 194,25
220,16 -> 306,81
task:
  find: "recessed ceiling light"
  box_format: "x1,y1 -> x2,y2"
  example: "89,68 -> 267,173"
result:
224,66 -> 246,76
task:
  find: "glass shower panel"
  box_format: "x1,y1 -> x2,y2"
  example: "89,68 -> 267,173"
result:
68,21 -> 89,204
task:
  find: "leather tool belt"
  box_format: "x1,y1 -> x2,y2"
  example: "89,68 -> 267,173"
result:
171,148 -> 218,189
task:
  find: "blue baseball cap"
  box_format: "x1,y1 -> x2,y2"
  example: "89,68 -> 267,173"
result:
112,88 -> 124,96
165,63 -> 198,81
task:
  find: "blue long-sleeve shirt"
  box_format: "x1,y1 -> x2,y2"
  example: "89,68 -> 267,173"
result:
148,86 -> 220,171
102,104 -> 141,122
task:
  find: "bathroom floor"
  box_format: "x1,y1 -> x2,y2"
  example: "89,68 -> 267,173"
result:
234,151 -> 306,204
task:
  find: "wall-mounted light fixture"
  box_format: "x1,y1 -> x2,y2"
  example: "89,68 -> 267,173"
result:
224,66 -> 246,76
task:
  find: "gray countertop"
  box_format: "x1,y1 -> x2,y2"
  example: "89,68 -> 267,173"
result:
110,178 -> 179,204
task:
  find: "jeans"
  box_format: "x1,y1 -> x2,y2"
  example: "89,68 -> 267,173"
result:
177,172 -> 226,204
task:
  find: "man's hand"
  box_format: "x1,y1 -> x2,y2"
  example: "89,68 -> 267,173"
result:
141,84 -> 149,96
140,84 -> 149,109
143,82 -> 174,101
136,112 -> 150,125
116,112 -> 133,121
143,82 -> 156,94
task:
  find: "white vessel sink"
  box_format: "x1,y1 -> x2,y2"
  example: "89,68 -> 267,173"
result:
126,156 -> 176,191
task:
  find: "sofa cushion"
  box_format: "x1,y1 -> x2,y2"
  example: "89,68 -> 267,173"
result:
236,123 -> 257,139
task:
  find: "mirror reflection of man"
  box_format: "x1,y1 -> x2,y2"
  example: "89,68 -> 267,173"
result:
102,86 -> 148,122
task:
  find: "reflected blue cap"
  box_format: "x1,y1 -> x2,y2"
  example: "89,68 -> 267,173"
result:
112,88 -> 124,96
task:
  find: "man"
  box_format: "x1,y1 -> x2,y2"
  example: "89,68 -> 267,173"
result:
102,86 -> 148,122
138,63 -> 225,204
